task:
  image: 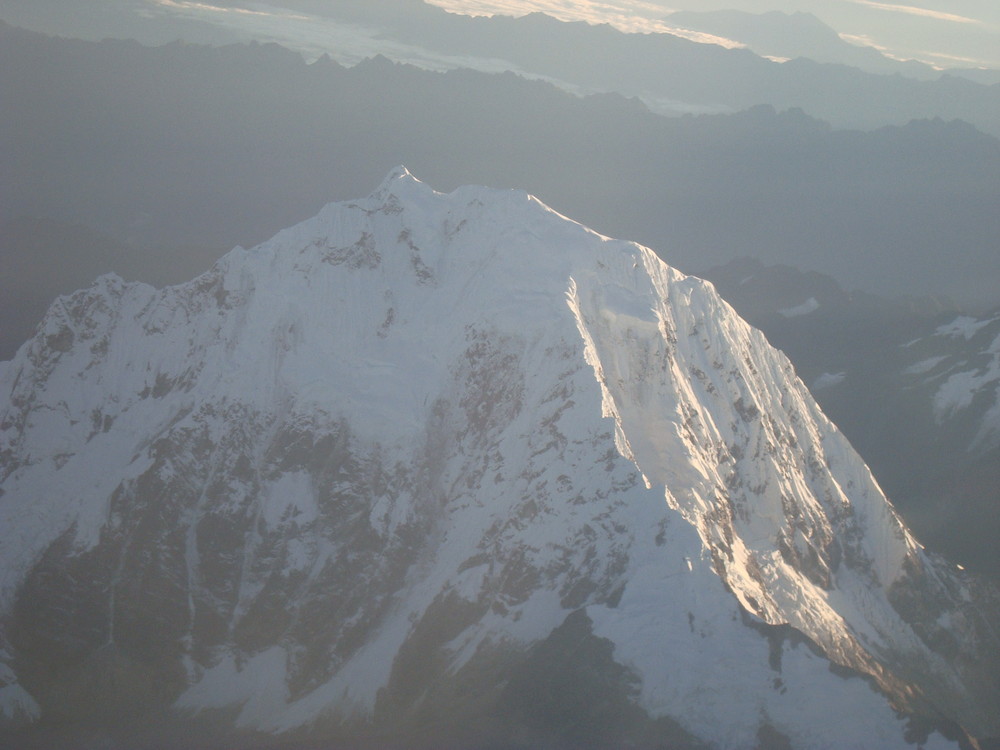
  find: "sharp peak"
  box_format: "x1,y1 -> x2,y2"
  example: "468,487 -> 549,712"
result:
382,164 -> 417,185
366,166 -> 553,217
370,165 -> 425,197
357,165 -> 447,211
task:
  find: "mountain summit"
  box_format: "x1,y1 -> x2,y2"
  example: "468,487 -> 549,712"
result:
1,169 -> 997,748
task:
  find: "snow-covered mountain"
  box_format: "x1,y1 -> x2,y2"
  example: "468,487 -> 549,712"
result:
904,312 -> 1000,453
875,312 -> 1000,581
0,169 -> 997,749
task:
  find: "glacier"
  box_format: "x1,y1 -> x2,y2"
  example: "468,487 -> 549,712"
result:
0,167 -> 997,748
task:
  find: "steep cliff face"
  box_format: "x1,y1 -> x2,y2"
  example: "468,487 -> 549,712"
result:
0,169 -> 996,748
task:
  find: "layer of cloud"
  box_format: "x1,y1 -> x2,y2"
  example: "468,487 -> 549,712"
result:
426,0 -> 677,34
152,0 -> 306,20
848,0 -> 982,25
426,0 -> 746,47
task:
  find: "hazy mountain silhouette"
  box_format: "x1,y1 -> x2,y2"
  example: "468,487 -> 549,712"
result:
665,9 -> 939,78
3,0 -> 1000,135
267,2 -> 1000,135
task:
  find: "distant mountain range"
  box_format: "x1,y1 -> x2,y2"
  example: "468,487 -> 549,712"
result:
3,1 -> 1000,131
425,0 -> 1000,74
665,9 -> 941,77
177,1 -> 1000,134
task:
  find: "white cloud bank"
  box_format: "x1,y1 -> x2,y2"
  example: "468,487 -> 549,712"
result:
848,0 -> 982,26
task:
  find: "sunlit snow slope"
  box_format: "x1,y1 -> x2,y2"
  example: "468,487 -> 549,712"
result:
0,168 -> 997,748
